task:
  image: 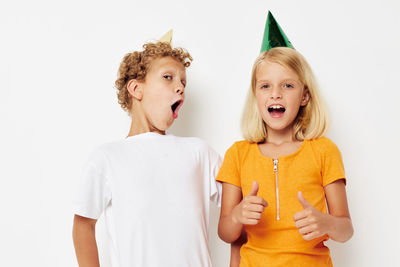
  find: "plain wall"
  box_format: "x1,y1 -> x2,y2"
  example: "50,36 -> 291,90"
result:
1,0 -> 399,266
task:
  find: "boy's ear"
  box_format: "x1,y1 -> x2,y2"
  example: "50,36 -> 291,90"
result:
127,79 -> 143,101
301,88 -> 310,106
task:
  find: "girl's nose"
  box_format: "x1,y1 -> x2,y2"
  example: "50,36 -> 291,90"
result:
270,87 -> 282,99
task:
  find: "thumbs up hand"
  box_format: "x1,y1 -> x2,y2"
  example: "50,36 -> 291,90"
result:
294,191 -> 332,241
232,181 -> 268,225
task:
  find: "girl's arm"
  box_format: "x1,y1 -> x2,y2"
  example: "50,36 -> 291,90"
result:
218,183 -> 244,243
324,179 -> 354,242
218,181 -> 268,243
230,229 -> 247,267
73,215 -> 100,267
294,179 -> 353,242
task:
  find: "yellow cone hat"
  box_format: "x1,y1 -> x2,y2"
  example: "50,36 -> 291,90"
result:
159,29 -> 173,44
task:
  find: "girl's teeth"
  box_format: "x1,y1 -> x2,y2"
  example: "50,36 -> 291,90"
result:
270,105 -> 283,109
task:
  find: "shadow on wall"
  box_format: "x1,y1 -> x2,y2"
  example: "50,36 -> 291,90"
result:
169,83 -> 231,266
168,84 -> 202,137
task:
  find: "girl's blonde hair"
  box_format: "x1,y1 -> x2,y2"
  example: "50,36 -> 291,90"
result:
241,47 -> 328,143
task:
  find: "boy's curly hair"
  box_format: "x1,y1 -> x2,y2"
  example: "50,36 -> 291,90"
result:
115,42 -> 193,114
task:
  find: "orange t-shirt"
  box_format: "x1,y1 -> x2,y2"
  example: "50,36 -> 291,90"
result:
216,137 -> 346,267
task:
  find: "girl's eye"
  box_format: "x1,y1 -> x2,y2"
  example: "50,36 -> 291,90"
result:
283,83 -> 294,88
163,75 -> 172,80
181,80 -> 186,87
261,84 -> 270,89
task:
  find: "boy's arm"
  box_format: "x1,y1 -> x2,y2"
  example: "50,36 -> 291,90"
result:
230,229 -> 247,267
73,215 -> 100,267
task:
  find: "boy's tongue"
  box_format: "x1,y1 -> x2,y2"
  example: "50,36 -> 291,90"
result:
171,101 -> 181,119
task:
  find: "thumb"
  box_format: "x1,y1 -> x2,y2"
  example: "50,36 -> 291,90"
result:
297,191 -> 312,209
248,181 -> 259,196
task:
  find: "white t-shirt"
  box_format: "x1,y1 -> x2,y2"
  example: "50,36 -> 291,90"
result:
73,132 -> 222,267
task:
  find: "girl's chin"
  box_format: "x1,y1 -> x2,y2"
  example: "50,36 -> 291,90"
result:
263,120 -> 292,131
266,122 -> 295,132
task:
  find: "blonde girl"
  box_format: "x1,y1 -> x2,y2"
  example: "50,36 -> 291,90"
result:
217,47 -> 354,267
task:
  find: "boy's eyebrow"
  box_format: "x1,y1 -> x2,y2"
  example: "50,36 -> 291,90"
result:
158,68 -> 176,74
160,68 -> 186,78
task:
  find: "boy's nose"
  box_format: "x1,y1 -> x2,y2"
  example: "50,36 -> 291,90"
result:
175,84 -> 184,95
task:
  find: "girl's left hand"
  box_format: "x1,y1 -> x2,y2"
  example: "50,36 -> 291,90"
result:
293,191 -> 332,241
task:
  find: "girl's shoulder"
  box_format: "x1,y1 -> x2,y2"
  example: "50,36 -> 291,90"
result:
307,137 -> 341,155
222,140 -> 255,162
228,140 -> 254,152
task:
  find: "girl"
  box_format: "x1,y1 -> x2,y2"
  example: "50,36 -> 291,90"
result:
217,47 -> 353,266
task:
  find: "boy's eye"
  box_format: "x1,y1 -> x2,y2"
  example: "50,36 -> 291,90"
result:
163,75 -> 172,80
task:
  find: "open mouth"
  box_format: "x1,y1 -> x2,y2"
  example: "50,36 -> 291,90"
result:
171,100 -> 183,118
268,104 -> 286,117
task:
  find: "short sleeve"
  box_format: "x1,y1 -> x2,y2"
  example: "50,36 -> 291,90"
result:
216,143 -> 241,188
73,148 -> 112,219
320,138 -> 346,187
207,146 -> 222,207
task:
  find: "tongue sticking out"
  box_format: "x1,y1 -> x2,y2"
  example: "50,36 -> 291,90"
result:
171,100 -> 181,119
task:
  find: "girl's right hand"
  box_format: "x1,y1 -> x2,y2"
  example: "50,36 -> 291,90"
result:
232,181 -> 268,225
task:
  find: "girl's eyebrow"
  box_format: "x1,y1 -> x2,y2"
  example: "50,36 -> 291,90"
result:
281,78 -> 299,82
256,78 -> 299,84
256,79 -> 270,84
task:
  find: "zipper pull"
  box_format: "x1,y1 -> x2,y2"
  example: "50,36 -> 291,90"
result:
273,159 -> 278,172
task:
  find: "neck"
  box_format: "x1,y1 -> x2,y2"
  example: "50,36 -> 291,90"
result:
265,126 -> 295,145
126,102 -> 165,137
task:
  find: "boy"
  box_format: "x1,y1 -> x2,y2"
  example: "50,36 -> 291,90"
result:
72,33 -> 222,267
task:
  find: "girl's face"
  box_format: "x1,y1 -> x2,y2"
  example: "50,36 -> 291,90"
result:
255,60 -> 309,136
138,56 -> 186,132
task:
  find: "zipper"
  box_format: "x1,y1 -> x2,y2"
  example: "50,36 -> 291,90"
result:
273,159 -> 280,220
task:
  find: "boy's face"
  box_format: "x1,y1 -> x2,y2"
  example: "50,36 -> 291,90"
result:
138,56 -> 186,132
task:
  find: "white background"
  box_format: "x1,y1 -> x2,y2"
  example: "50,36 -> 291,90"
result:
1,0 -> 399,266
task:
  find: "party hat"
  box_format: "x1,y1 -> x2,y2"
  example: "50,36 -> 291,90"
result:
159,29 -> 173,44
260,11 -> 294,52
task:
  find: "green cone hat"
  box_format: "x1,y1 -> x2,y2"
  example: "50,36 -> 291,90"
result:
260,11 -> 294,52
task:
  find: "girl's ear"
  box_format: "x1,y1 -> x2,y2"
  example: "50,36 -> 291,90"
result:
127,79 -> 143,101
301,88 -> 310,106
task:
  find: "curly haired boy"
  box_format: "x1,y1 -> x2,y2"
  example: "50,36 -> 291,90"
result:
73,38 -> 222,267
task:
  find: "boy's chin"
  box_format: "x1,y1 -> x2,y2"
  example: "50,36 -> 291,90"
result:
153,120 -> 173,132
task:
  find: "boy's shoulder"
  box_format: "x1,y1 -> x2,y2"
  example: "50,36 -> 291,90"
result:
170,135 -> 208,146
90,134 -> 216,158
172,135 -> 219,157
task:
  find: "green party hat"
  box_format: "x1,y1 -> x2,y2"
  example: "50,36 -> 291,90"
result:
260,11 -> 294,52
